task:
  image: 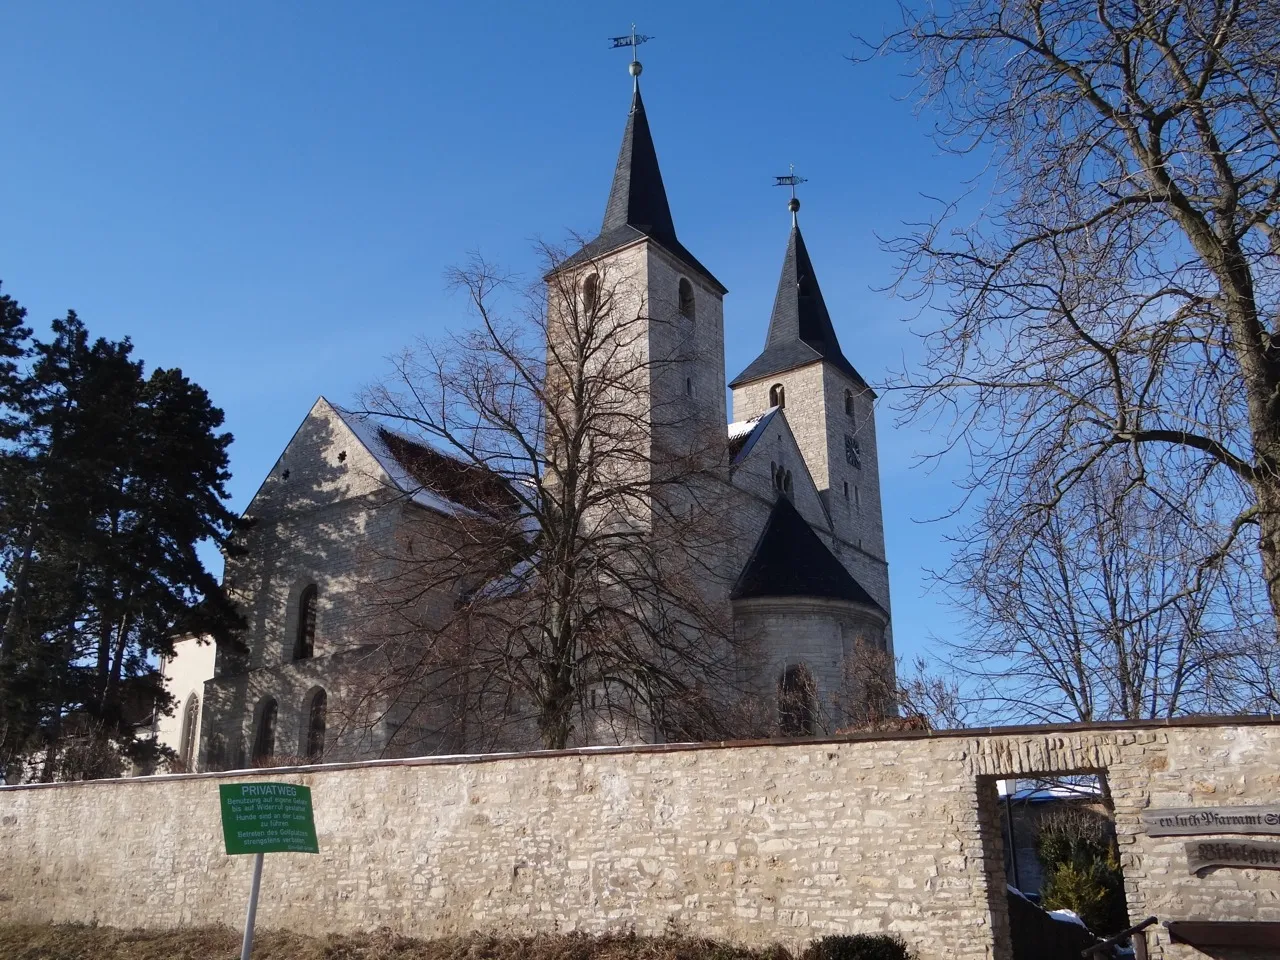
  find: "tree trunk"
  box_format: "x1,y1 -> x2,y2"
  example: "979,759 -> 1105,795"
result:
0,513 -> 38,665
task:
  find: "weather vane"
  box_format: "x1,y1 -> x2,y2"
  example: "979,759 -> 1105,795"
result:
774,164 -> 808,223
609,23 -> 652,88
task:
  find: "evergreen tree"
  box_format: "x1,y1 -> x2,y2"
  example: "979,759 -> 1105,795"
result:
0,296 -> 241,781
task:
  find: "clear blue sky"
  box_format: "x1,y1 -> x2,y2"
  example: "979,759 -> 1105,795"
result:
0,2 -> 982,663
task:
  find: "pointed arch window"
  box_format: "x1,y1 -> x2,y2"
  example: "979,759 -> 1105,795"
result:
582,273 -> 600,313
179,693 -> 199,771
771,463 -> 793,499
779,664 -> 816,736
252,697 -> 277,764
304,689 -> 327,762
294,584 -> 317,660
678,277 -> 695,319
769,383 -> 785,408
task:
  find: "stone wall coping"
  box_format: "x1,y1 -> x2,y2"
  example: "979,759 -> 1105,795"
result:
3,713 -> 1276,794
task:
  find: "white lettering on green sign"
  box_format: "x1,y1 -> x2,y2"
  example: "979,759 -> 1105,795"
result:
219,782 -> 319,855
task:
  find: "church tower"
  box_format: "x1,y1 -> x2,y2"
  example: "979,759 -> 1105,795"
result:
728,201 -> 887,601
553,58 -> 729,483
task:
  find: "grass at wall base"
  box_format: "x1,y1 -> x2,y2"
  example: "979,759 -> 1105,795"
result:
0,925 -> 916,960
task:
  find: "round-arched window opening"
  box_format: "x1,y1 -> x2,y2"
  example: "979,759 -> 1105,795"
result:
294,584 -> 317,660
582,273 -> 600,313
178,693 -> 199,771
769,383 -> 786,408
844,389 -> 854,417
778,664 -> 816,736
678,277 -> 695,319
304,688 -> 327,762
252,697 -> 278,764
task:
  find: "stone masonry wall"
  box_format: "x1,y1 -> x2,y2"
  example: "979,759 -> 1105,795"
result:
3,719 -> 1278,960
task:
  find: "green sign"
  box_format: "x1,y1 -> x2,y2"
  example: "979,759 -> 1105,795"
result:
219,782 -> 319,855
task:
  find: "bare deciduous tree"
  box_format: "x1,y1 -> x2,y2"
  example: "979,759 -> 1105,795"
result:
345,243 -> 746,753
835,637 -> 973,732
940,467 -> 1273,723
868,2 -> 1280,641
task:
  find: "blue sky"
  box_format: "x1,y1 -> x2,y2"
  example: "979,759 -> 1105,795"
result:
1,2 -> 983,663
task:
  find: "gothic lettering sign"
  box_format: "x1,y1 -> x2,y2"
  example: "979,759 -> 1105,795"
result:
1142,805 -> 1280,837
1185,839 -> 1280,874
219,782 -> 319,855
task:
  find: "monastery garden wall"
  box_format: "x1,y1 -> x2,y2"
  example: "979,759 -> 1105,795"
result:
2,718 -> 1278,960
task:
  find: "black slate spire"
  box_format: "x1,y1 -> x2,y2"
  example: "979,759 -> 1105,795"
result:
601,88 -> 678,247
729,221 -> 866,389
561,83 -> 724,292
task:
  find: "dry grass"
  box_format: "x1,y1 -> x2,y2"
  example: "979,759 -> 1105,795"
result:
0,925 -> 793,960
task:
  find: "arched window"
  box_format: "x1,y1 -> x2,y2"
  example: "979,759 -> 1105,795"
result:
844,389 -> 854,417
179,693 -> 199,771
304,689 -> 327,762
678,277 -> 695,319
294,584 -> 317,660
769,383 -> 786,408
778,664 -> 816,736
252,697 -> 277,764
582,273 -> 599,313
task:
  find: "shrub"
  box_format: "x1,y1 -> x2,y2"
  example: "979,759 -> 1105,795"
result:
1034,808 -> 1128,935
802,934 -> 915,960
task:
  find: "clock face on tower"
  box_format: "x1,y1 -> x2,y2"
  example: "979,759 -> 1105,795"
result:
844,434 -> 861,469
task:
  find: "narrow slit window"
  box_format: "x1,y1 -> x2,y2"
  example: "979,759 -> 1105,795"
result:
179,693 -> 199,771
305,689 -> 327,762
252,698 -> 277,763
295,585 -> 317,660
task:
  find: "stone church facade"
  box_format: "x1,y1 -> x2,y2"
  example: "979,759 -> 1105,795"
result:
189,65 -> 893,772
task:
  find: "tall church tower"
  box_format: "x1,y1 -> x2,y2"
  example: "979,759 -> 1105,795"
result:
728,201 -> 887,600
554,60 -> 729,479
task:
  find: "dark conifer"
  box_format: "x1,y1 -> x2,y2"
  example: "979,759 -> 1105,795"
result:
0,293 -> 241,781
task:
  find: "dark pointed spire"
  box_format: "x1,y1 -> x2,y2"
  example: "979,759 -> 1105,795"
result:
560,73 -> 725,292
729,217 -> 866,389
600,88 -> 678,248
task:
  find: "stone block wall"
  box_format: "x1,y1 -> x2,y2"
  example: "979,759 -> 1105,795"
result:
3,719 -> 1279,960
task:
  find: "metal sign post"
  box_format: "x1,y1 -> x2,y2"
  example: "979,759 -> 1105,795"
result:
218,782 -> 319,959
241,851 -> 265,960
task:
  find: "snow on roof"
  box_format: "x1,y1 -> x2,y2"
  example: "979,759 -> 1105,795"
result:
329,403 -> 487,518
727,406 -> 779,464
996,778 -> 1101,802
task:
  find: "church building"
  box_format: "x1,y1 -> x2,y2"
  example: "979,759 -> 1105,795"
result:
184,57 -> 892,771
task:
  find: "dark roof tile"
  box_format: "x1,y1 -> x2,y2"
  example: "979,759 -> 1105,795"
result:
729,223 -> 867,390
732,496 -> 883,611
561,88 -> 725,293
